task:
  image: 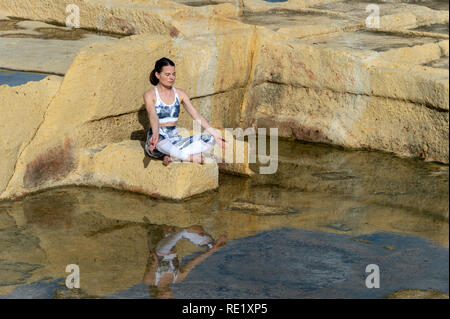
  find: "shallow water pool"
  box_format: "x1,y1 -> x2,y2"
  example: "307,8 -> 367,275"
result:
0,139 -> 448,298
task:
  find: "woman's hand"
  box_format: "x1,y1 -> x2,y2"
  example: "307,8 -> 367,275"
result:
210,234 -> 227,251
149,133 -> 159,151
209,129 -> 226,149
214,135 -> 226,149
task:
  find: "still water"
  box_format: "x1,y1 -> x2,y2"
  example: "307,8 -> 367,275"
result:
0,69 -> 48,87
0,139 -> 448,298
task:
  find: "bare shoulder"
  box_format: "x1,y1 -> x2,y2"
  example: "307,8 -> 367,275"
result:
143,88 -> 156,103
175,87 -> 190,102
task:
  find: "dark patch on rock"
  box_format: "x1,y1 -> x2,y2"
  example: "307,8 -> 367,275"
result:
170,26 -> 180,38
296,61 -> 316,81
291,123 -> 331,144
0,27 -> 89,40
111,17 -> 136,35
23,138 -> 76,188
0,19 -> 25,31
256,117 -> 332,144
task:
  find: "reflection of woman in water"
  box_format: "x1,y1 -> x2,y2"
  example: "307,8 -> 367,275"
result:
143,223 -> 227,299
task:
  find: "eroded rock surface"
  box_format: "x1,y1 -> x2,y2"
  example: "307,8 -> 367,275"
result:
0,76 -> 62,194
0,0 -> 448,200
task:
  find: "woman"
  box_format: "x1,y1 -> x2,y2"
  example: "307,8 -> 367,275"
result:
143,222 -> 227,299
143,57 -> 226,166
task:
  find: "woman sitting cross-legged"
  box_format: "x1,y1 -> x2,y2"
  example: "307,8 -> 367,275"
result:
143,57 -> 226,166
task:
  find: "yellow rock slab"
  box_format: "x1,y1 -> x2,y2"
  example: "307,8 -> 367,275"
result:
0,140 -> 218,200
0,75 -> 63,193
75,140 -> 219,200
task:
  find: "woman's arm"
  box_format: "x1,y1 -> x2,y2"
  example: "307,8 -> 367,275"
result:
177,89 -> 226,149
143,252 -> 158,285
176,234 -> 227,282
143,90 -> 160,151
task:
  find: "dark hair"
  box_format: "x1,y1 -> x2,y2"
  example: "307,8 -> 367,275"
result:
149,57 -> 175,86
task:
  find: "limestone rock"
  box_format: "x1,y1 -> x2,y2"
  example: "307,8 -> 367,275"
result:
0,18 -> 121,74
74,140 -> 219,200
0,0 -> 171,36
0,76 -> 63,194
0,28 -> 257,200
0,0 -> 241,36
241,29 -> 449,162
1,140 -> 218,200
0,0 -> 448,200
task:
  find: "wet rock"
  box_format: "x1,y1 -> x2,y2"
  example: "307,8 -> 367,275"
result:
312,171 -> 359,181
53,287 -> 101,299
227,198 -> 299,216
350,237 -> 374,244
386,289 -> 449,299
0,259 -> 42,286
326,223 -> 352,232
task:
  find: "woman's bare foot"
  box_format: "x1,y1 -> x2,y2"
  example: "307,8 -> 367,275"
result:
163,155 -> 172,166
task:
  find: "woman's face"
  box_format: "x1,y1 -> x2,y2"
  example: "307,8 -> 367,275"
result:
156,65 -> 176,87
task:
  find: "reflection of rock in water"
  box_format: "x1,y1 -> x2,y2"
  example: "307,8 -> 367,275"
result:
53,285 -> 101,299
23,190 -> 78,229
0,258 -> 42,286
326,223 -> 352,232
249,139 -> 449,220
0,224 -> 47,289
227,199 -> 300,216
311,171 -> 359,181
171,228 -> 449,298
386,289 -> 449,299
